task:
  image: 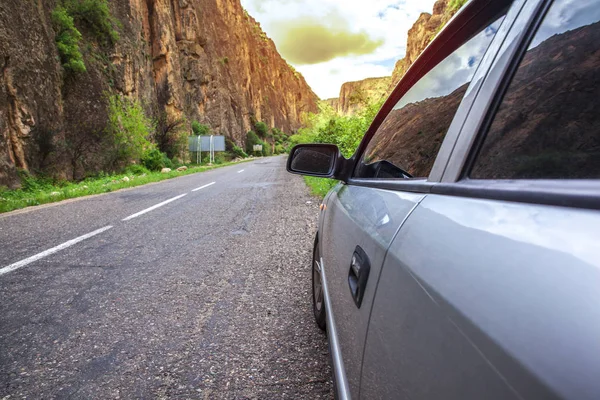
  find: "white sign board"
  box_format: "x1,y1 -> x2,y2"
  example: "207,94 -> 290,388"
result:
253,145 -> 263,151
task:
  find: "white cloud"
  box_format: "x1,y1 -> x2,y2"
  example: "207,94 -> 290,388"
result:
241,0 -> 437,99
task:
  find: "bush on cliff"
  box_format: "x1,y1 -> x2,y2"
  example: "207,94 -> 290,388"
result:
52,6 -> 86,74
254,121 -> 269,138
192,121 -> 210,136
106,94 -> 154,167
64,0 -> 120,45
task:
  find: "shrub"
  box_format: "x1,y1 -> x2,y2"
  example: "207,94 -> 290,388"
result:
214,153 -> 226,164
231,145 -> 247,159
245,130 -> 261,154
106,94 -> 154,165
254,121 -> 268,138
52,6 -> 86,74
64,0 -> 119,45
290,99 -> 383,158
261,140 -> 272,157
125,164 -> 150,175
141,148 -> 164,171
448,0 -> 468,12
192,121 -> 210,136
17,170 -> 56,192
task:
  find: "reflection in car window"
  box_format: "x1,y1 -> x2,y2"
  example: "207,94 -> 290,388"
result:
356,17 -> 505,179
471,0 -> 600,179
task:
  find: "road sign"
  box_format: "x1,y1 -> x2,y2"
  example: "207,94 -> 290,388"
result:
189,135 -> 226,164
188,135 -> 226,152
253,144 -> 263,151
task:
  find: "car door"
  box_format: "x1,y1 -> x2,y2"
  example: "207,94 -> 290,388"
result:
320,1 -> 517,397
319,123 -> 425,400
360,0 -> 600,399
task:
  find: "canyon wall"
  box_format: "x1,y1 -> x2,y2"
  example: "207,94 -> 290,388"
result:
0,0 -> 318,186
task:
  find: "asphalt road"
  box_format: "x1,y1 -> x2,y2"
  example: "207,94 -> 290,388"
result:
0,156 -> 333,399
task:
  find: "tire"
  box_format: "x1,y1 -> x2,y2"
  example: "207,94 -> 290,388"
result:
312,235 -> 327,331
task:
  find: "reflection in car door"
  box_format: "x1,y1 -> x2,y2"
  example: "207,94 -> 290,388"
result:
320,184 -> 423,398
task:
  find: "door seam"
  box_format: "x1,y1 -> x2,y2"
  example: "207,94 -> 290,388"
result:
357,194 -> 428,399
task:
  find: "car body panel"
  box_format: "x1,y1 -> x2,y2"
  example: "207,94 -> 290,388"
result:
305,0 -> 600,399
361,195 -> 600,399
319,184 -> 424,397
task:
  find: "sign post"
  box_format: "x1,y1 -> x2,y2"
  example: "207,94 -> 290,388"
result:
196,135 -> 201,164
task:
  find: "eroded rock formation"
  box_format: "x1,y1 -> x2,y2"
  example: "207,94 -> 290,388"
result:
0,0 -> 318,187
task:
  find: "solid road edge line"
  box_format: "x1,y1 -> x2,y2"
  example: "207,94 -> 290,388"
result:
192,182 -> 216,192
122,194 -> 187,221
0,226 -> 114,276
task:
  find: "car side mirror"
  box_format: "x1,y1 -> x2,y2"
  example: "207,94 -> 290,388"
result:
287,144 -> 343,179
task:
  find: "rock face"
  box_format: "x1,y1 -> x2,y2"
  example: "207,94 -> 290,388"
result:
324,97 -> 339,112
0,0 -> 318,187
390,0 -> 455,89
331,0 -> 457,116
333,77 -> 390,116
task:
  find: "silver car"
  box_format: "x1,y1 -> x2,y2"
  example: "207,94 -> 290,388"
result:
287,0 -> 600,398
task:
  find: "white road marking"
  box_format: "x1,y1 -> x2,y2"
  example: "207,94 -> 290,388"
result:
122,194 -> 187,221
0,226 -> 113,276
237,169 -> 245,173
192,182 -> 216,192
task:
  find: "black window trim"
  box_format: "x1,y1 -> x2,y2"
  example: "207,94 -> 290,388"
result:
432,179 -> 600,210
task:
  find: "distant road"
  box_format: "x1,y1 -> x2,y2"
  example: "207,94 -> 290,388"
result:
0,156 -> 332,399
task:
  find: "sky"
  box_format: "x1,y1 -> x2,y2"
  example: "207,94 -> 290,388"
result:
240,0 -> 437,99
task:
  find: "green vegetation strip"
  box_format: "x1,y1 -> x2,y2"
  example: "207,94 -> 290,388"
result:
0,160 -> 252,214
304,176 -> 337,199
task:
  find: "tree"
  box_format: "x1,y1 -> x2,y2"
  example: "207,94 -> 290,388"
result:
155,114 -> 187,159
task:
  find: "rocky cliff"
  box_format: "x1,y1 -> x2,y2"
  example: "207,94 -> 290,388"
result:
0,0 -> 318,187
389,0 -> 456,89
330,0 -> 458,116
334,76 -> 390,115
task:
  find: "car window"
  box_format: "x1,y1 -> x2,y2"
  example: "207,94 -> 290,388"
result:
471,0 -> 600,179
355,16 -> 506,179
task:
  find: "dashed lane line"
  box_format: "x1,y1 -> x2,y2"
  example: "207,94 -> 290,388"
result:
122,194 -> 187,221
192,182 -> 216,192
0,226 -> 114,276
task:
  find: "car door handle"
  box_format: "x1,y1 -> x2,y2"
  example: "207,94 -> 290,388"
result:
348,246 -> 371,308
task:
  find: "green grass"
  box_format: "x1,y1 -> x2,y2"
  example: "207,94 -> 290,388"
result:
0,159 -> 252,214
303,176 -> 337,198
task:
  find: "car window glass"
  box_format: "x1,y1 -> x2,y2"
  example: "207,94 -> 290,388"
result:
471,0 -> 600,179
356,16 -> 506,179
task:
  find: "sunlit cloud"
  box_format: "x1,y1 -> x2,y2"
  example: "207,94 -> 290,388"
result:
271,17 -> 384,65
241,0 -> 437,99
